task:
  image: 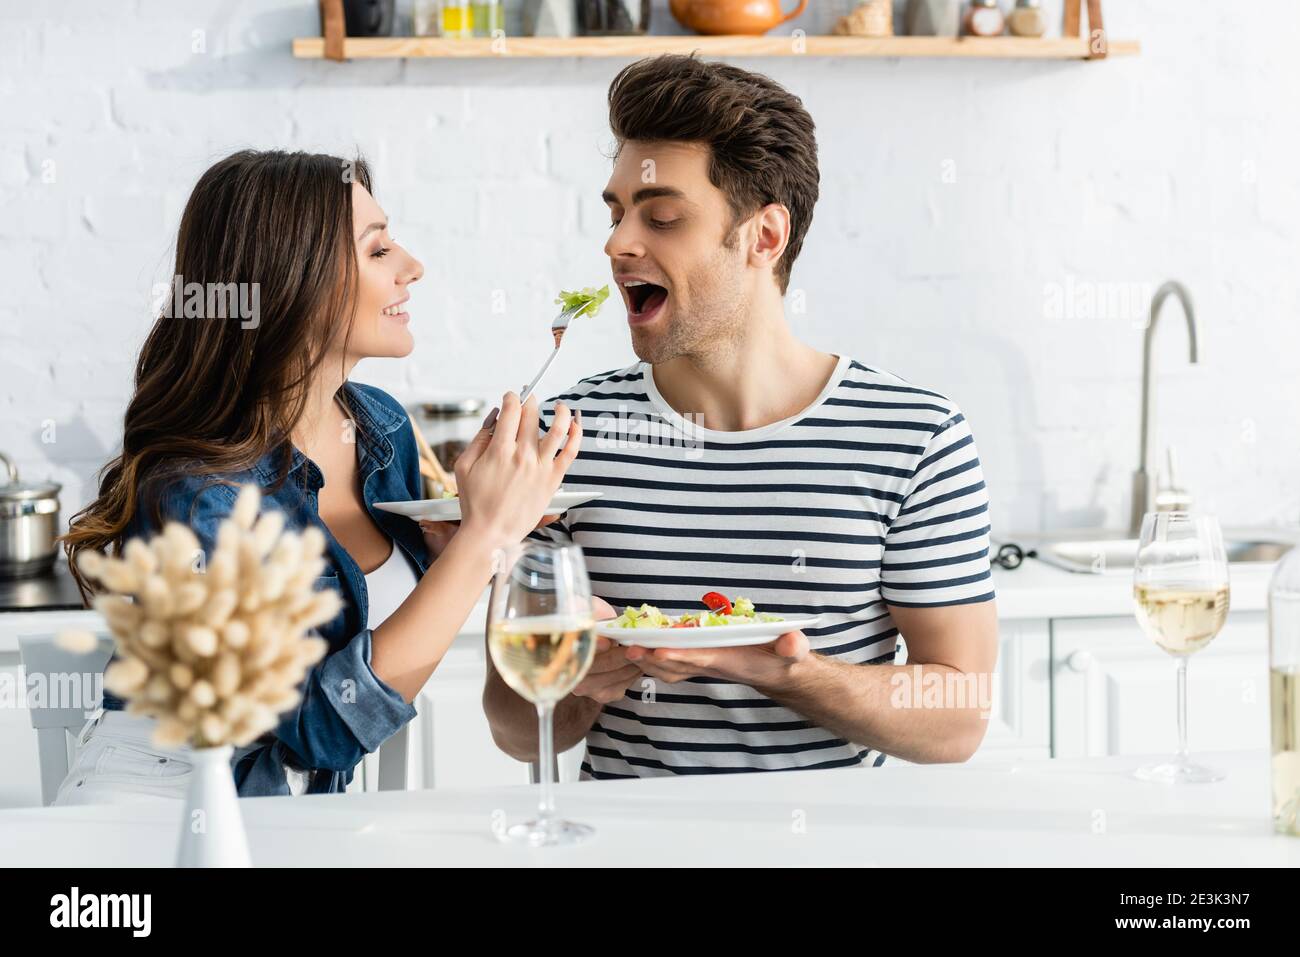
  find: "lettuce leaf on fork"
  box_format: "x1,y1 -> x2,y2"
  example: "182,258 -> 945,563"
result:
555,285 -> 611,319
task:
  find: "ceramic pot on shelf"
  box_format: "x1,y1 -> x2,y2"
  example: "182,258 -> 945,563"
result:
669,0 -> 808,36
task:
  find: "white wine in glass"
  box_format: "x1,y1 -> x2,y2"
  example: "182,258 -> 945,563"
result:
1132,511 -> 1230,784
487,541 -> 597,846
489,615 -> 596,705
1133,584 -> 1229,655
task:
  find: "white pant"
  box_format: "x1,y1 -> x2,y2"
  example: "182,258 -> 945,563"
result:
52,710 -> 193,806
52,710 -> 311,804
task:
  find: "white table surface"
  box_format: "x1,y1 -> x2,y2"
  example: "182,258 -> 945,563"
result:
2,750 -> 1293,867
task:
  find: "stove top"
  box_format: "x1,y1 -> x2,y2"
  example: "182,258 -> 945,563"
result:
0,560 -> 89,612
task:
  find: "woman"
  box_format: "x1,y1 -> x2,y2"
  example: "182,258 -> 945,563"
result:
57,149 -> 580,801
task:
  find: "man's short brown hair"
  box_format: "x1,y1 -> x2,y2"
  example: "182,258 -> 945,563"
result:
607,55 -> 820,294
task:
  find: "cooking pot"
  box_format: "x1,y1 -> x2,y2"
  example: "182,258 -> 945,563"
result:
0,452 -> 62,580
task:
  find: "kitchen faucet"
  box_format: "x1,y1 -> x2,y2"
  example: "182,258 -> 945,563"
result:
1130,280 -> 1200,535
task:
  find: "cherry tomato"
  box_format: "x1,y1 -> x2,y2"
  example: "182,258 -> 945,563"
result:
701,591 -> 732,615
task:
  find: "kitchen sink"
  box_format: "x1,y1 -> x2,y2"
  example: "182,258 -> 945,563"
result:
1015,281 -> 1299,577
1031,535 -> 1295,574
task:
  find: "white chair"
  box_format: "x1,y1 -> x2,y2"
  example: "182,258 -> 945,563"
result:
17,632 -> 115,806
17,632 -> 409,804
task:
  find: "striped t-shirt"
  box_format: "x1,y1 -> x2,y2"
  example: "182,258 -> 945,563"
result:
538,355 -> 995,780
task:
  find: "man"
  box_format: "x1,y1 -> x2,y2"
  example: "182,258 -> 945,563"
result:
485,55 -> 998,779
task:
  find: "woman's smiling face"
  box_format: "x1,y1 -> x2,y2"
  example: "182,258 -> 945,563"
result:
344,181 -> 424,360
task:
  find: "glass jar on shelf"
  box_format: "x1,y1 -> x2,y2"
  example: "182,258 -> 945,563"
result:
578,0 -> 651,36
472,0 -> 504,36
411,398 -> 487,483
413,0 -> 439,36
439,0 -> 474,38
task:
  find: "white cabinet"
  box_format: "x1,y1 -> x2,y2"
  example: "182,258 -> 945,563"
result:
361,611 -> 586,792
1051,612 -> 1269,759
970,618 -> 1052,761
354,637 -> 529,791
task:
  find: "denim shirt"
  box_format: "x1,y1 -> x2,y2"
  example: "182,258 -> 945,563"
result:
102,381 -> 430,796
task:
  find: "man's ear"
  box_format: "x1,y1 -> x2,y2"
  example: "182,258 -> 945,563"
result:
747,203 -> 792,279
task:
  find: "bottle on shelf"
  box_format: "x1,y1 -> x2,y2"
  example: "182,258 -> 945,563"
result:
523,0 -> 577,37
440,0 -> 473,38
413,0 -> 439,36
1007,0 -> 1046,37
473,0 -> 504,36
578,0 -> 651,36
963,0 -> 1004,36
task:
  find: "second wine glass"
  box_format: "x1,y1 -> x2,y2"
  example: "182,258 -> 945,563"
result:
1132,511 -> 1231,784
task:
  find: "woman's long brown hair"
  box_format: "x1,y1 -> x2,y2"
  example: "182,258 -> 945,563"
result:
62,150 -> 372,603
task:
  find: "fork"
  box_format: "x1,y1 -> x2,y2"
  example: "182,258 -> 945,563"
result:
484,300 -> 585,430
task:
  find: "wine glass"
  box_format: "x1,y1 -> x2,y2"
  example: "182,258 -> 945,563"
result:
487,540 -> 597,845
1132,511 -> 1230,784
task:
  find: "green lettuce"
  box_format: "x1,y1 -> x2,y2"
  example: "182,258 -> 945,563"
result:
609,596 -> 783,629
555,285 -> 611,319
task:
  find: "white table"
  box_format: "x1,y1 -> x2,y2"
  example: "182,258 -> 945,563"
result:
1,750 -> 1294,866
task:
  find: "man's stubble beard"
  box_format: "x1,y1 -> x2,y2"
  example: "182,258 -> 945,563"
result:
630,250 -> 748,367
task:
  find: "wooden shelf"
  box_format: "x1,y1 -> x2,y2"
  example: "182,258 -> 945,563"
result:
291,35 -> 1139,61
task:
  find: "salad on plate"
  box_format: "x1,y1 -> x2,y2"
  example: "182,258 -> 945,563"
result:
611,592 -> 784,630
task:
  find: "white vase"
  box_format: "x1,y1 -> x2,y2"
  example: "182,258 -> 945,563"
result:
175,745 -> 251,868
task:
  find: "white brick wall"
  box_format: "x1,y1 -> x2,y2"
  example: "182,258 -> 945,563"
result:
2,0 -> 1298,538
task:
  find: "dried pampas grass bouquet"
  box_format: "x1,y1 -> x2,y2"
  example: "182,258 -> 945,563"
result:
61,484 -> 335,750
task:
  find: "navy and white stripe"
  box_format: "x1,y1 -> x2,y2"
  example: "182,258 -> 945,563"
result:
538,356 -> 994,780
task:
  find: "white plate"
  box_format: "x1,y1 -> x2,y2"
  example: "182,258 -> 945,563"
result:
596,615 -> 822,649
375,489 -> 603,523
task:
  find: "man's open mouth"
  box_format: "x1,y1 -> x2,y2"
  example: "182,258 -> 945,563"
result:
623,279 -> 668,319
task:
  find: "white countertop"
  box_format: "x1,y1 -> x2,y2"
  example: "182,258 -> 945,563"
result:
2,750 -> 1293,866
3,534 -> 1289,654
991,525 -> 1297,620
992,558 -> 1277,620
